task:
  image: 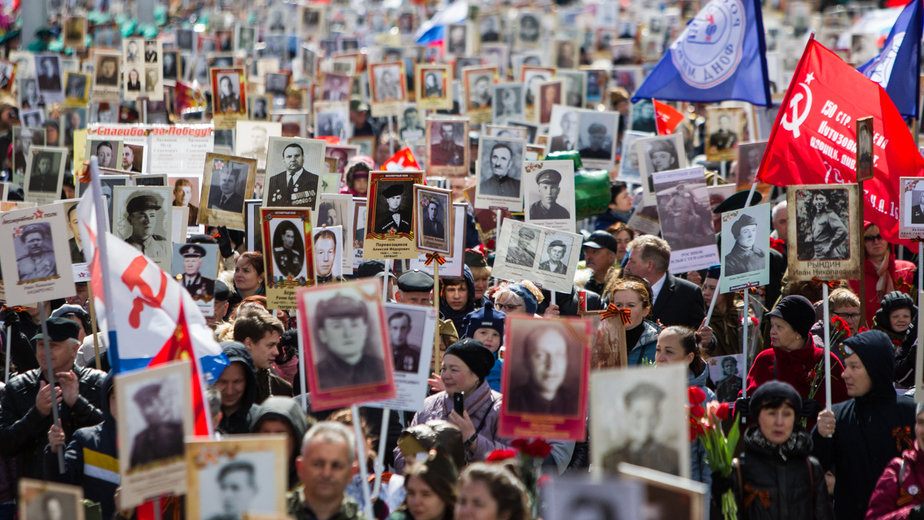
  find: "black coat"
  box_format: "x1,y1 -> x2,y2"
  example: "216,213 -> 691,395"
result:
650,273 -> 706,329
217,344 -> 259,435
812,384 -> 915,520
536,286 -> 605,316
732,429 -> 830,520
0,366 -> 106,480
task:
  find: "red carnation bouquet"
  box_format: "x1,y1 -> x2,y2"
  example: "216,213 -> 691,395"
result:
487,438 -> 552,515
688,386 -> 738,520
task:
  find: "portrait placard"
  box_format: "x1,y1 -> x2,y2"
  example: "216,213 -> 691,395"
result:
576,108 -> 620,170
493,83 -> 525,126
133,174 -> 165,187
62,200 -> 89,281
557,69 -> 586,108
12,126 -> 46,187
263,137 -> 325,210
34,53 -> 64,104
544,475 -> 643,520
312,225 -> 343,281
618,463 -> 708,520
199,153 -> 256,229
617,130 -> 653,184
18,479 -> 84,520
24,146 -> 67,206
210,67 -> 248,129
704,107 -> 743,162
707,354 -> 745,403
474,135 -> 525,211
856,116 -> 874,182
735,140 -> 772,198
319,73 -> 351,102
63,16 -> 88,50
235,121 -> 282,171
652,167 -> 719,273
296,278 -> 396,410
369,61 -> 407,117
493,220 -> 582,293
313,101 -> 350,139
516,11 -> 544,49
112,186 -> 173,270
415,64 -> 452,110
86,138 -> 124,170
536,80 -> 563,125
425,116 -> 470,176
591,363 -> 690,477
523,159 -> 576,233
260,207 -> 314,309
414,185 -> 452,255
63,71 -> 90,106
719,203 -> 770,293
364,171 -> 424,260
168,176 -> 201,228
445,23 -> 470,57
185,435 -> 287,520
463,66 -> 497,124
899,177 -> 924,239
172,242 -> 219,317
315,194 -> 354,275
325,144 -> 358,175
352,198 -> 367,270
0,203 -> 75,305
244,199 -> 263,253
637,133 -> 688,205
408,203 -> 466,277
500,315 -> 591,441
365,303 -> 437,412
116,360 -> 193,509
787,183 -> 860,281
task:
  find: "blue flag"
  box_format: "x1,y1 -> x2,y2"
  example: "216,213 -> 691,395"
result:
857,0 -> 923,119
631,0 -> 771,106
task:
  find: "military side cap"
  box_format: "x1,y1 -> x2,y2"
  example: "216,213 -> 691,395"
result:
647,139 -> 674,155
398,269 -> 434,292
133,382 -> 163,405
582,230 -> 619,254
31,317 -> 80,342
731,213 -> 759,237
712,189 -> 763,214
536,169 -> 561,185
126,192 -> 163,213
383,184 -> 404,198
20,223 -> 48,240
518,227 -> 537,239
588,122 -> 607,134
180,244 -> 206,257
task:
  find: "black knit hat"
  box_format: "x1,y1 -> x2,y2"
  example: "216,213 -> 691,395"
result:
444,338 -> 495,380
749,380 -> 802,420
766,295 -> 815,339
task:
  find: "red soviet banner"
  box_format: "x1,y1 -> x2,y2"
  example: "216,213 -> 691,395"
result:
758,37 -> 924,246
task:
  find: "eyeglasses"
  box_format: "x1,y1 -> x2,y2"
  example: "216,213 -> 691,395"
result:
864,234 -> 884,242
495,303 -> 522,312
834,311 -> 861,320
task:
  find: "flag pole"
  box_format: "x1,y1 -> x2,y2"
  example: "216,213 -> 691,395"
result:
38,302 -> 65,473
87,283 -> 102,371
87,157 -> 121,372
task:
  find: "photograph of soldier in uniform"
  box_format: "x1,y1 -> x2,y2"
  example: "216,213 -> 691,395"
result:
414,186 -> 452,254
63,72 -> 89,103
601,382 -> 682,475
528,169 -> 570,220
264,138 -> 323,209
549,109 -> 578,153
15,223 -> 56,283
19,481 -> 84,520
115,188 -> 172,268
493,83 -> 525,125
320,73 -> 351,101
709,355 -> 743,403
654,175 -> 714,254
736,141 -> 768,191
638,133 -> 687,203
422,70 -> 444,98
912,189 -> 924,224
537,236 -> 572,274
272,220 -> 306,279
374,183 -> 412,235
467,71 -> 494,110
426,118 -> 469,174
795,188 -> 849,261
173,243 -> 216,303
213,71 -> 244,114
517,12 -> 542,46
577,110 -> 619,166
398,106 -> 424,143
25,148 -> 65,197
629,99 -> 656,133
506,226 -> 539,268
421,197 -> 445,239
389,310 -> 421,373
371,62 -> 405,103
857,117 -> 873,180
705,109 -> 742,162
724,212 -> 766,277
302,283 -> 392,393
128,380 -> 184,469
506,321 -> 581,415
446,24 -> 468,55
313,227 -> 341,283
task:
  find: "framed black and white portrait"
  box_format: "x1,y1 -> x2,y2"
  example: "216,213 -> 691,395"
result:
652,166 -> 720,272
112,186 -> 173,269
492,83 -> 525,126
474,135 -> 525,211
788,183 -> 860,281
719,203 -> 771,293
414,184 -> 452,254
425,116 -> 469,176
200,153 -> 256,228
636,133 -> 688,204
523,159 -> 576,232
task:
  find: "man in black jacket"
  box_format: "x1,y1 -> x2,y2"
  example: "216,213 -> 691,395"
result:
813,330 -> 915,520
624,234 -> 705,329
0,318 -> 105,483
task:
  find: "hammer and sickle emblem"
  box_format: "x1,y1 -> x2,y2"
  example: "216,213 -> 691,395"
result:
781,81 -> 813,138
122,256 -> 169,329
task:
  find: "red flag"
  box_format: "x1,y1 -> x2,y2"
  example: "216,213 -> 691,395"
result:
758,38 -> 924,246
653,100 -> 685,135
381,147 -> 421,171
148,299 -> 211,436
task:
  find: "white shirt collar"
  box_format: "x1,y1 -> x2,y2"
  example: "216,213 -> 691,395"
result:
650,273 -> 667,301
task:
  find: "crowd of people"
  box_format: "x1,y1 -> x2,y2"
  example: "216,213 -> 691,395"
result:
0,0 -> 919,518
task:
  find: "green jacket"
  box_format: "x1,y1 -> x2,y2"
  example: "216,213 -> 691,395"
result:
287,488 -> 363,520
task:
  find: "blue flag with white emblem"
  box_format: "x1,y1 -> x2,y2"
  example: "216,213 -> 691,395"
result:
631,0 -> 771,106
857,0 -> 923,119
